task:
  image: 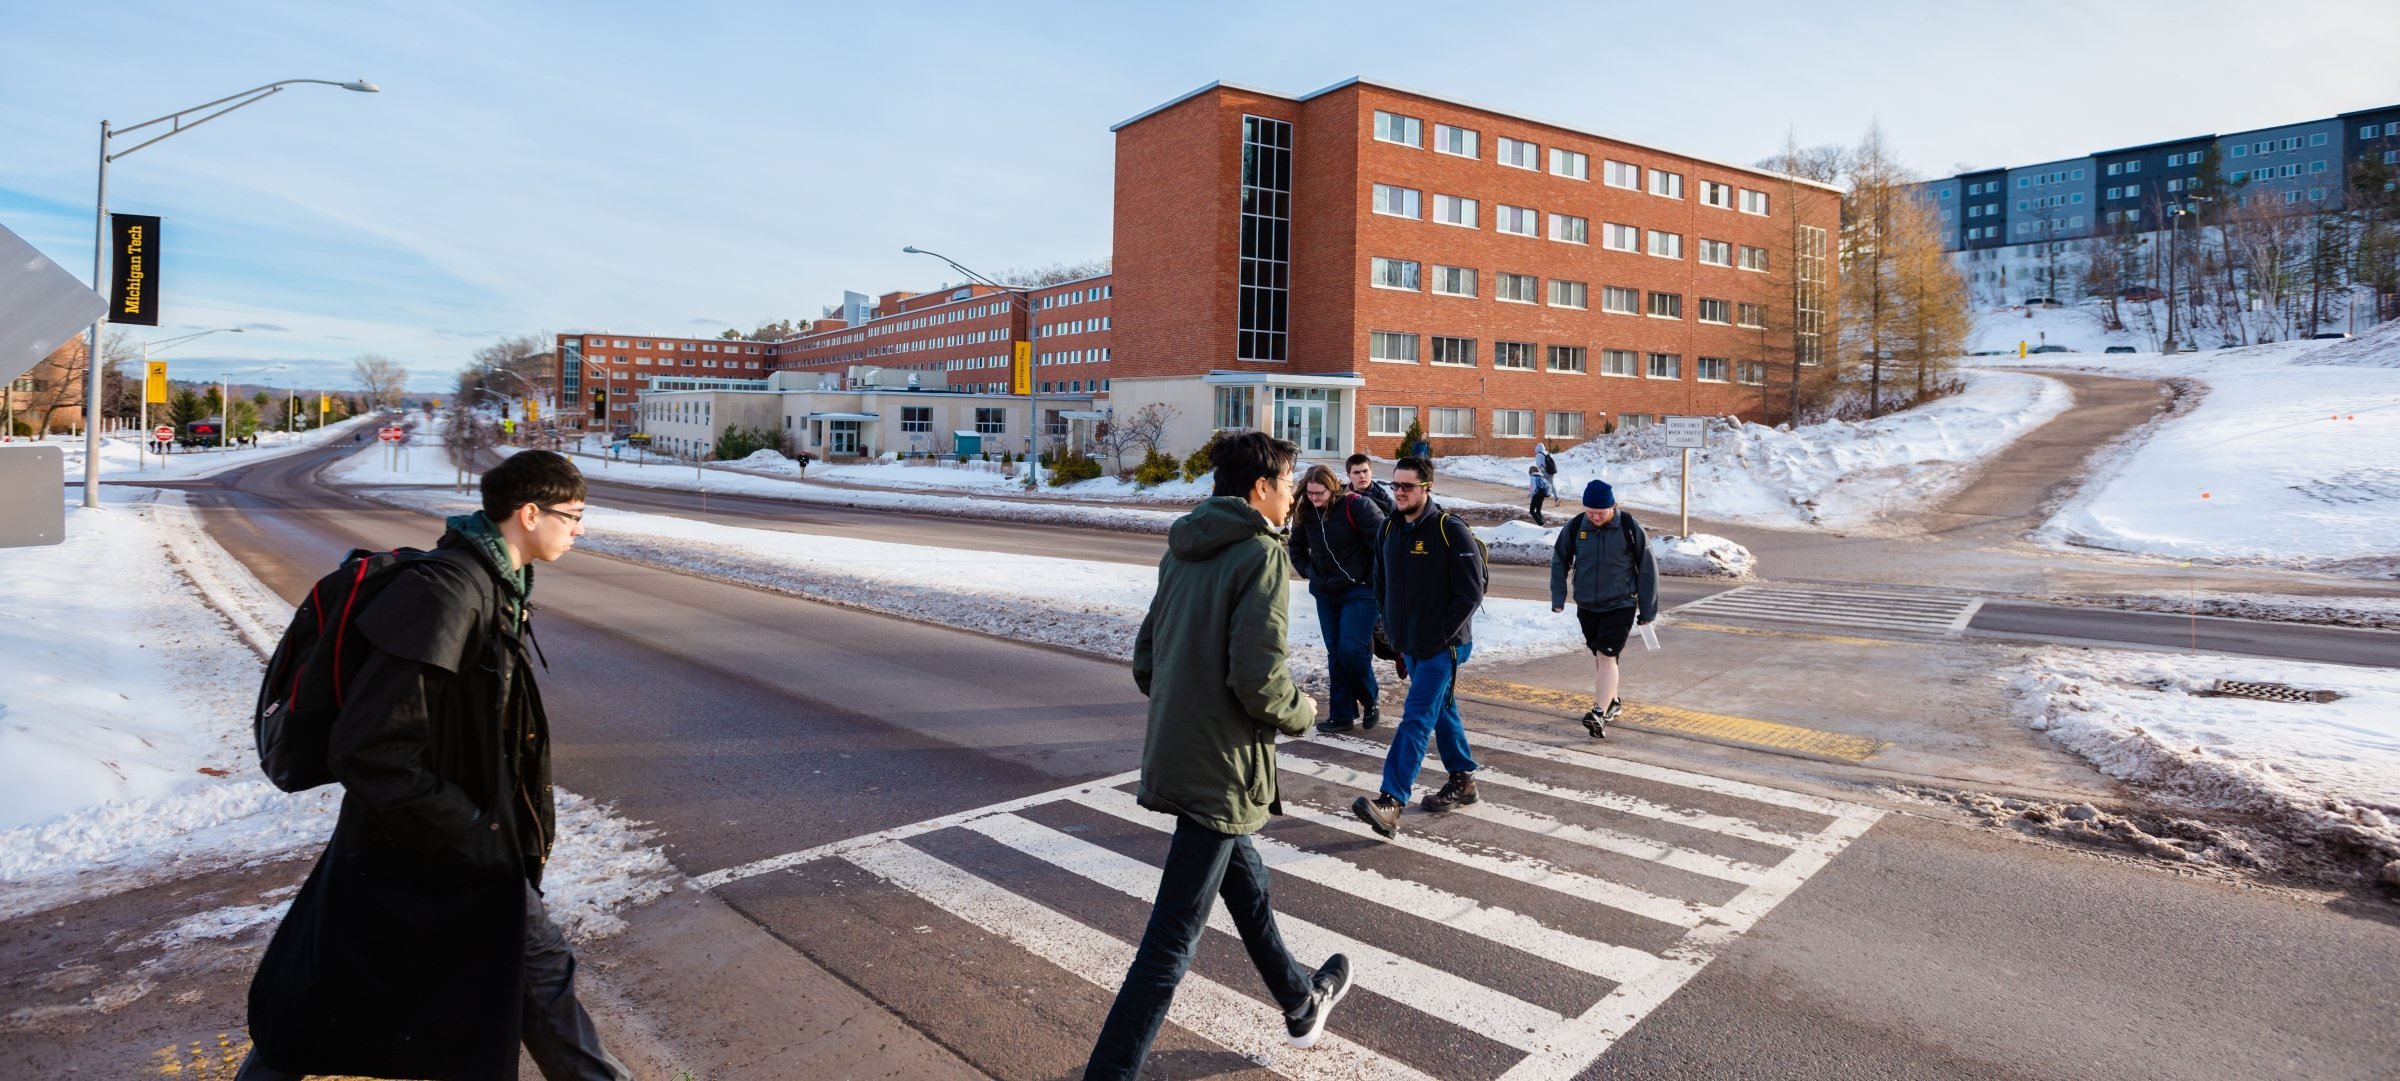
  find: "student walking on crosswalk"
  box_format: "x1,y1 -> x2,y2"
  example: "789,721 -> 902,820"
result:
1084,430 -> 1353,1078
1549,480 -> 1658,737
1353,454 -> 1490,839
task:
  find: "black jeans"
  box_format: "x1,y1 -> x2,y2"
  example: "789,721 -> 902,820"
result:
236,882 -> 630,1081
1083,816 -> 1314,1080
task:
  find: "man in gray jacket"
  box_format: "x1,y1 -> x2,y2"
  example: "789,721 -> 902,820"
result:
1549,480 -> 1657,737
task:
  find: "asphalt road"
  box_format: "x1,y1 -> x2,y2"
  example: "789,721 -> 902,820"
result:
155,441 -> 2400,1080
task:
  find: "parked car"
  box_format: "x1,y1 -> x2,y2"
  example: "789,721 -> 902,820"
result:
2103,346 -> 2138,354
2308,332 -> 2352,340
2024,297 -> 2064,308
2028,344 -> 2073,354
2118,285 -> 2166,301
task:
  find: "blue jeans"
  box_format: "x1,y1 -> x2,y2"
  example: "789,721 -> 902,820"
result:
1312,584 -> 1380,724
1381,641 -> 1478,802
1083,817 -> 1313,1080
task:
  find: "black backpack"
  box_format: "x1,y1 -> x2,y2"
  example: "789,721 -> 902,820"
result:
252,547 -> 472,792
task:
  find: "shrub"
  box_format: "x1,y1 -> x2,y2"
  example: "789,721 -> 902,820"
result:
1179,440 -> 1213,483
1132,448 -> 1180,488
1047,449 -> 1103,486
714,425 -> 777,461
1392,419 -> 1428,461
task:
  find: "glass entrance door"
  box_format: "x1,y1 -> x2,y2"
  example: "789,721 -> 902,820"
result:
1280,398 -> 1328,453
829,420 -> 861,455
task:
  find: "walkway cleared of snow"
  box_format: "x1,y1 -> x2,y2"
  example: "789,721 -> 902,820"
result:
1437,369 -> 2073,532
1975,322 -> 2400,576
0,489 -> 674,934
2011,648 -> 2400,880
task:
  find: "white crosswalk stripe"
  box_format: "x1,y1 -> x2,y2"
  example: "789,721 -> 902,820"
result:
1672,584 -> 1984,636
699,733 -> 1885,1081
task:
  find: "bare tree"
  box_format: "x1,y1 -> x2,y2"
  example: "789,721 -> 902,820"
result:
992,257 -> 1112,287
353,354 -> 409,408
2079,237 -> 2126,330
1842,123 -> 1907,416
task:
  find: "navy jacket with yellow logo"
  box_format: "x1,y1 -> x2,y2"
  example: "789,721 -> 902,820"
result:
1373,501 -> 1488,660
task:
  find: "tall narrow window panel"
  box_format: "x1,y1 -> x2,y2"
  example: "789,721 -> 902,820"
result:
1238,115 -> 1293,361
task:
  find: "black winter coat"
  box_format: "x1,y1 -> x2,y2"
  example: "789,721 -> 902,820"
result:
247,529 -> 554,1081
1374,502 -> 1488,660
1286,491 -> 1384,595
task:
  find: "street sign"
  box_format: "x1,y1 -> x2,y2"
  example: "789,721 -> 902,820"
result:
0,222 -> 107,384
378,426 -> 404,442
153,424 -> 173,442
144,361 -> 169,404
1662,415 -> 1708,449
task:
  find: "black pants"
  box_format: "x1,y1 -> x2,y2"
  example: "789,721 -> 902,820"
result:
1083,816 -> 1313,1080
1529,489 -> 1550,526
236,882 -> 629,1081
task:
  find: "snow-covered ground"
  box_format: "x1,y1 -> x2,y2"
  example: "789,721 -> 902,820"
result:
1971,319 -> 2400,576
0,488 -> 673,935
2012,648 -> 2400,880
364,488 -> 1598,689
1477,520 -> 1756,579
1438,369 -> 2073,532
3,414 -> 378,484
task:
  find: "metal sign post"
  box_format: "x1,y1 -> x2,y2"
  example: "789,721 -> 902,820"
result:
1662,415 -> 1708,538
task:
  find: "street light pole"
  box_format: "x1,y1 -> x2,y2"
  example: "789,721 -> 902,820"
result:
81,77 -> 378,507
903,245 -> 1043,488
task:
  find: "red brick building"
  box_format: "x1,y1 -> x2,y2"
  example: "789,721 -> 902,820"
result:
1109,78 -> 1839,459
764,277 -> 1115,399
556,332 -> 773,428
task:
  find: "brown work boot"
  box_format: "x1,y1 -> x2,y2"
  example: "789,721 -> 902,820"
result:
1351,794 -> 1403,838
1420,771 -> 1480,812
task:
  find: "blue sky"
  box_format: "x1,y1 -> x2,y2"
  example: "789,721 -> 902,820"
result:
5,0 -> 2395,393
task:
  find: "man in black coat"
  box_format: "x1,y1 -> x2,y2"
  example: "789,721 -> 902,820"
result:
1353,455 -> 1488,839
239,450 -> 628,1081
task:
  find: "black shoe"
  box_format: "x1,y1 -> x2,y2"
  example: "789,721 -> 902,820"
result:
1351,794 -> 1402,838
1361,703 -> 1381,730
1314,718 -> 1356,734
1580,706 -> 1609,739
1285,954 -> 1353,1049
1420,771 -> 1479,812
1604,697 -> 1623,722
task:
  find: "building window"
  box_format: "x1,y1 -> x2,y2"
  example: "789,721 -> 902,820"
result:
1739,188 -> 1769,215
1647,230 -> 1683,259
1369,330 -> 1419,363
1492,408 -> 1536,437
1738,302 -> 1767,328
1430,336 -> 1477,367
1549,279 -> 1588,309
1600,348 -> 1638,377
1545,411 -> 1585,439
1496,136 -> 1537,169
1368,405 -> 1416,436
1238,117 -> 1292,362
1546,345 -> 1586,374
1740,245 -> 1769,272
1496,272 -> 1539,303
2311,133 -> 2328,146
1604,159 -> 1639,188
1373,110 -> 1422,147
1696,356 -> 1729,382
1493,341 -> 1537,370
1647,352 -> 1681,379
1736,361 -> 1768,385
1602,222 -> 1639,251
1432,265 -> 1478,296
1648,169 -> 1684,198
1795,224 -> 1827,366
1213,385 -> 1256,430
1699,180 -> 1733,208
1429,407 -> 1474,437
1601,285 -> 1640,314
1620,413 -> 1655,431
1697,238 -> 1732,266
1648,292 -> 1683,319
1550,147 -> 1588,179
975,407 -> 1006,434
1372,183 -> 1423,218
1371,256 -> 1421,290
902,406 -> 932,433
1697,298 -> 1732,324
1432,122 -> 1477,158
1548,213 -> 1589,244
1433,193 -> 1478,227
1497,205 -> 1537,236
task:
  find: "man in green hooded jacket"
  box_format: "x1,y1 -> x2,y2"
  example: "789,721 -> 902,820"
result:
1082,430 -> 1354,1079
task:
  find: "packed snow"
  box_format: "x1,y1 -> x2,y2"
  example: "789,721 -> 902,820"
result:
0,488 -> 674,936
1477,520 -> 1756,578
1437,369 -> 2073,532
1973,319 -> 2400,576
4,414 -> 377,484
2011,647 -> 2400,877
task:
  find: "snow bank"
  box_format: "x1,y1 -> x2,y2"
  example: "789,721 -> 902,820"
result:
1981,329 -> 2400,575
1476,520 -> 1755,578
9,414 -> 377,484
2011,648 -> 2400,877
1438,369 -> 2072,531
0,488 -> 673,937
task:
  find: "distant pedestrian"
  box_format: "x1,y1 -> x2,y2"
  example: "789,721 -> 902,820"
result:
1344,452 -> 1394,515
1527,465 -> 1554,527
1411,436 -> 1430,460
1549,480 -> 1657,738
795,449 -> 811,475
1353,455 -> 1488,839
1534,440 -> 1558,480
1084,431 -> 1353,1078
239,451 -> 629,1081
1289,463 -> 1386,733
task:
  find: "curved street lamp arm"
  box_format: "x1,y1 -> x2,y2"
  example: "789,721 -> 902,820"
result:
110,79 -> 377,161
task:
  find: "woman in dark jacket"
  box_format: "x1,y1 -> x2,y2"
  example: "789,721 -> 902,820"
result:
1288,464 -> 1386,732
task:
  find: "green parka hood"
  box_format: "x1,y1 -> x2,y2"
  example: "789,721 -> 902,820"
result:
1170,496 -> 1278,560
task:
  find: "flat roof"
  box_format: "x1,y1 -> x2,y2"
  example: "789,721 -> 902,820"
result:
1113,77 -> 1844,194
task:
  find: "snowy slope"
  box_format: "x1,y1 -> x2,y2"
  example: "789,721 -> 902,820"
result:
1439,369 -> 2072,531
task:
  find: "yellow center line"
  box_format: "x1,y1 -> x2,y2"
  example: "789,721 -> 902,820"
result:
1454,676 -> 1893,762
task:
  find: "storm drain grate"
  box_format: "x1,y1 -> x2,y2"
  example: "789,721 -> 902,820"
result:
2203,680 -> 2340,704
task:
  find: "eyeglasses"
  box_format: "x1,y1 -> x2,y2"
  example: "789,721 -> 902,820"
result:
1390,482 -> 1427,492
539,505 -> 584,524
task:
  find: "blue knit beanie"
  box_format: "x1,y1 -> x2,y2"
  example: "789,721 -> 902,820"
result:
1582,480 -> 1616,509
